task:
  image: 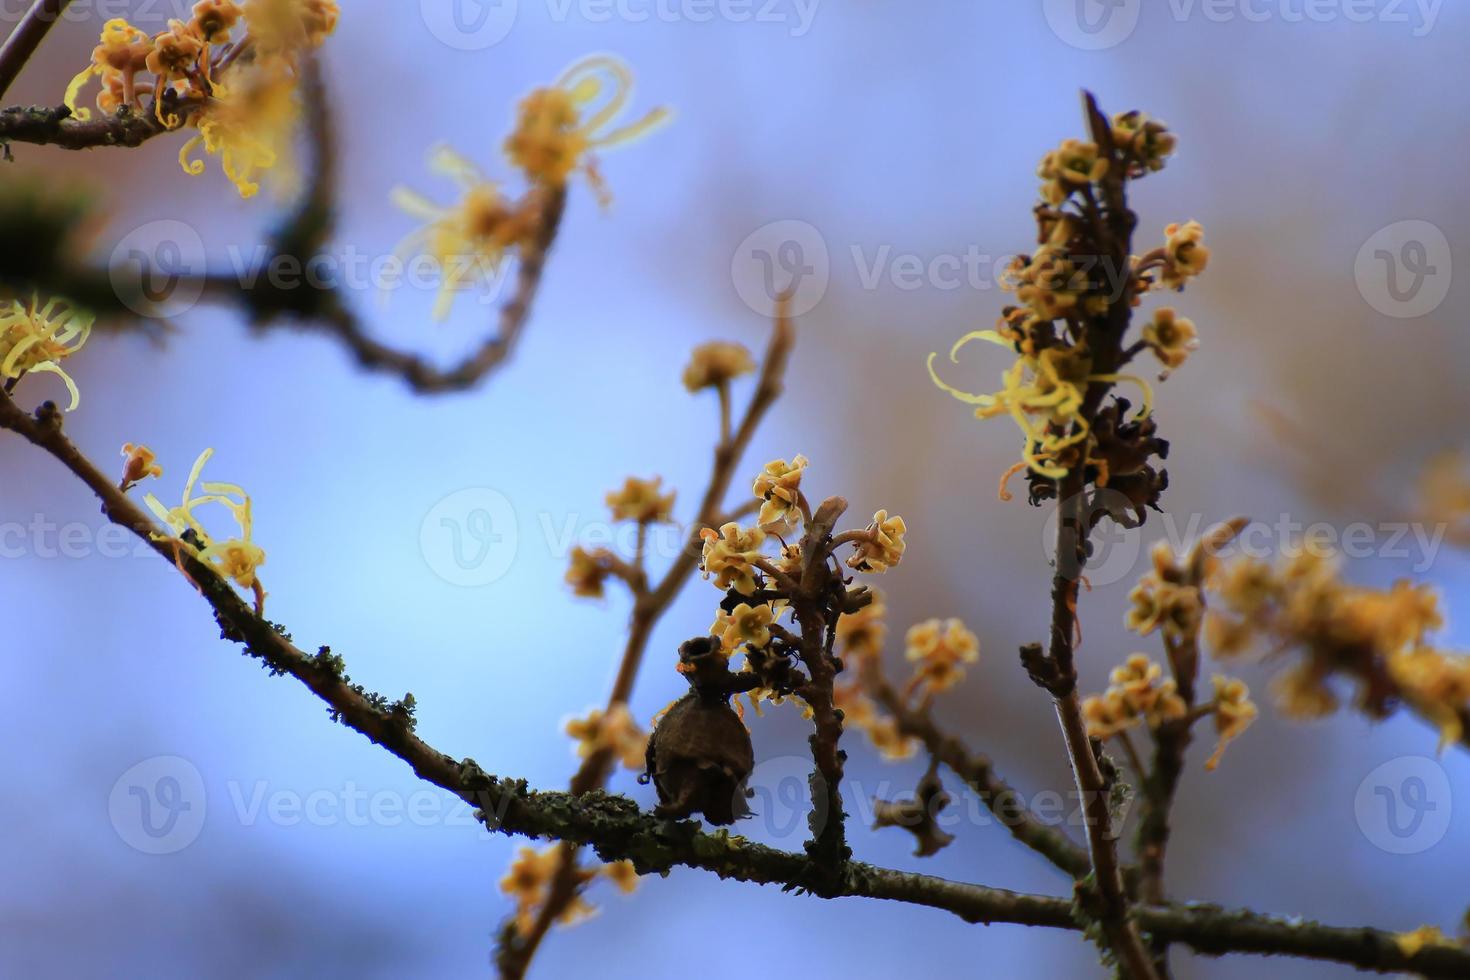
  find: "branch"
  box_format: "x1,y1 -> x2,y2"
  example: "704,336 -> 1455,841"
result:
215,183 -> 567,396
497,309 -> 795,976
863,666 -> 1091,878
0,104 -> 165,152
5,390 -> 1470,978
0,0 -> 74,102
1022,91 -> 1158,980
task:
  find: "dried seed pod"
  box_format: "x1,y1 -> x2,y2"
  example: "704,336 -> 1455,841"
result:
644,637 -> 754,826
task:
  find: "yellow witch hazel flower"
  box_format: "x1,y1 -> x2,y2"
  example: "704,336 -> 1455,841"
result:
0,295 -> 93,411
143,449 -> 268,611
565,704 -> 646,770
846,510 -> 907,573
390,144 -> 544,321
699,522 -> 767,595
710,602 -> 776,652
178,57 -> 300,199
752,455 -> 808,528
63,18 -> 153,122
505,55 -> 671,204
904,617 -> 978,696
683,341 -> 754,392
929,331 -> 1152,479
605,475 -> 675,524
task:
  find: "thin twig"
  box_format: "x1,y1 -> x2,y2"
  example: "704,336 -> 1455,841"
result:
497,309 -> 795,977
0,0 -> 75,101
862,659 -> 1091,878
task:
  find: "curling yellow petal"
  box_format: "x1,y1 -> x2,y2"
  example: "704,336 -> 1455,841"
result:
26,362 -> 80,411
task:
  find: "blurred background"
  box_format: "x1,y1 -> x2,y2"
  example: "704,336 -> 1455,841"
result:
3,1 -> 1470,977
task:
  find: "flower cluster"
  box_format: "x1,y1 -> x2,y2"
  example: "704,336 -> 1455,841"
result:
1207,548 -> 1469,748
929,108 -> 1205,497
0,294 -> 93,411
1082,654 -> 1188,739
834,589 -> 888,663
142,448 -> 268,611
1206,674 -> 1258,770
564,545 -> 614,599
1126,541 -> 1206,642
564,704 -> 647,771
699,522 -> 768,596
604,475 -> 675,524
392,56 -> 667,319
682,340 -> 755,392
64,2 -> 339,198
903,618 -> 979,697
504,55 -> 670,203
710,601 -> 777,653
499,846 -> 637,934
845,510 -> 907,573
752,454 -> 808,528
1081,654 -> 1255,769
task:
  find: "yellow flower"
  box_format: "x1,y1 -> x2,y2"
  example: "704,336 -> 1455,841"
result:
565,704 -> 646,770
63,19 -> 153,122
1389,649 -> 1470,751
178,57 -> 300,198
835,590 -> 887,663
904,618 -> 979,695
0,294 -> 93,411
120,443 -> 164,489
390,145 -> 543,321
752,455 -> 808,527
564,546 -> 611,599
600,860 -> 639,895
504,55 -> 670,201
846,510 -> 907,573
1205,675 -> 1257,770
1111,111 -> 1176,173
500,845 -> 595,934
191,0 -> 244,44
1126,577 -> 1202,641
605,475 -> 675,524
710,602 -> 775,652
145,19 -> 205,125
1160,220 -> 1210,289
929,331 -> 1152,479
1037,138 -> 1108,205
245,0 -> 339,55
699,522 -> 767,595
1082,690 -> 1135,740
1141,307 -> 1198,371
142,448 -> 267,607
683,341 -> 754,392
1393,925 -> 1460,958
1081,653 -> 1188,740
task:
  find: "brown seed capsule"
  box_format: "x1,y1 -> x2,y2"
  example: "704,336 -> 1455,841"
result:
644,638 -> 754,826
